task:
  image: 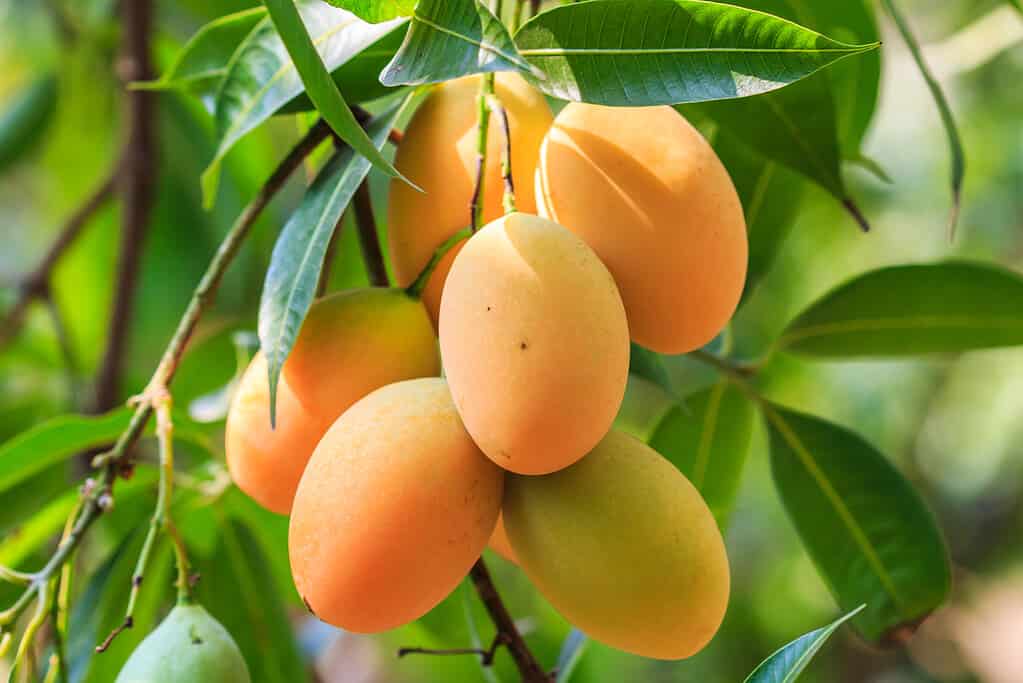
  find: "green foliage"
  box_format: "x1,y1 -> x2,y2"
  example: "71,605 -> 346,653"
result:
555,629 -> 589,683
764,405 -> 950,640
258,99 -> 407,422
780,263 -> 1023,357
381,0 -> 533,85
136,8 -> 267,110
200,1 -> 407,204
514,0 -> 878,106
320,0 -> 417,23
0,73 -> 57,171
649,381 -> 755,528
743,605 -> 864,683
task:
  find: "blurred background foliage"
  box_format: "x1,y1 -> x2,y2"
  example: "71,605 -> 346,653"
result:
0,0 -> 1021,681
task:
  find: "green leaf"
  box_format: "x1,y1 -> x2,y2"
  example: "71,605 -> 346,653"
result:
513,0 -> 879,106
629,343 -> 675,395
459,582 -> 500,683
320,0 -> 416,23
0,73 -> 58,172
779,262 -> 1023,357
380,0 -> 536,86
555,629 -> 588,683
1010,0 -> 1023,15
136,8 -> 267,111
743,605 -> 864,683
0,409 -> 132,497
880,0 -> 965,236
258,97 -> 408,423
713,131 -> 805,298
200,1 -> 407,205
649,380 -> 755,529
192,516 -> 308,683
764,405 -> 950,640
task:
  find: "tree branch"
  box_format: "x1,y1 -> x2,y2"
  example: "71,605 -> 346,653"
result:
469,558 -> 552,682
352,180 -> 389,287
0,173 -> 116,349
92,0 -> 158,414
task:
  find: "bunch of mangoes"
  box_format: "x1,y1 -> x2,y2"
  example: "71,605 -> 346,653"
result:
227,73 -> 746,661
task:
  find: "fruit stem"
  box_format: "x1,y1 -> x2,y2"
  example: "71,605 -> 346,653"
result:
469,74 -> 495,232
406,227 -> 473,300
488,94 -> 517,215
469,558 -> 553,682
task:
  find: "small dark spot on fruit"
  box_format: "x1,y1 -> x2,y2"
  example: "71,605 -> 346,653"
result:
486,306 -> 492,312
520,341 -> 528,350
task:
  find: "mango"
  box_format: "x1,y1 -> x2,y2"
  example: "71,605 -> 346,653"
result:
388,73 -> 553,323
439,213 -> 629,475
536,104 -> 748,353
225,352 -> 331,515
503,429 -> 730,660
116,604 -> 250,682
283,288 -> 440,423
289,378 -> 503,632
488,513 -> 517,564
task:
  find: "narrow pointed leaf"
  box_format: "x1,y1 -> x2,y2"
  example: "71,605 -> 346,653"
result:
743,605 -> 865,683
555,629 -> 589,683
649,380 -> 755,529
765,405 -> 950,640
136,7 -> 267,110
880,0 -> 965,236
320,0 -> 415,23
780,263 -> 1023,358
201,1 -> 407,205
0,73 -> 57,171
381,0 -> 536,85
259,98 -> 408,423
513,0 -> 879,106
262,0 -> 407,182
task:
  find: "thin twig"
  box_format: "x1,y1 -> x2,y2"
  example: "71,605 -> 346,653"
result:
0,173 -> 116,349
406,228 -> 472,300
398,633 -> 507,665
487,94 -> 516,214
469,558 -> 552,682
93,0 -> 158,414
45,295 -> 80,404
469,74 -> 495,232
353,180 -> 389,287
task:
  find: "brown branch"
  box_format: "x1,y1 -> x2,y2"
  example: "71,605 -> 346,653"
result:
0,174 -> 116,349
92,0 -> 157,414
469,558 -> 552,682
398,633 -> 506,664
352,180 -> 389,287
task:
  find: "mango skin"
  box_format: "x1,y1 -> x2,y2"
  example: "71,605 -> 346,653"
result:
439,213 -> 629,475
289,378 -> 503,633
503,430 -> 730,660
283,288 -> 440,423
388,73 -> 553,323
488,513 -> 517,564
115,604 -> 251,683
226,352 -> 332,515
536,103 -> 748,354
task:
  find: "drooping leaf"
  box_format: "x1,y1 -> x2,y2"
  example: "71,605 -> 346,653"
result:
0,72 -> 58,171
192,516 -> 309,683
880,0 -> 965,236
262,0 -> 406,185
259,96 -> 409,423
743,605 -> 865,683
779,263 -> 1023,358
513,0 -> 879,106
201,1 -> 407,204
713,130 -> 805,298
764,405 -> 950,640
649,380 -> 755,529
319,0 -> 416,23
136,8 -> 267,110
380,0 -> 536,86
555,629 -> 589,683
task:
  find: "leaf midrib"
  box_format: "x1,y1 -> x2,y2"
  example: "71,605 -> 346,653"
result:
519,46 -> 874,56
782,314 -> 1023,348
765,406 -> 905,613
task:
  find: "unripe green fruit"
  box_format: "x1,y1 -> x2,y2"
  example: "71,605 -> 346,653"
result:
503,430 -> 730,660
115,604 -> 251,683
